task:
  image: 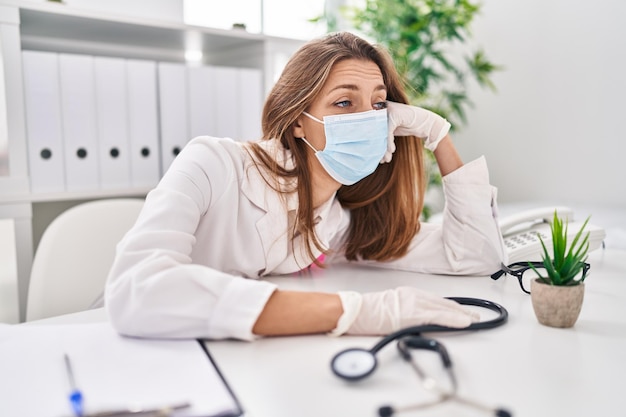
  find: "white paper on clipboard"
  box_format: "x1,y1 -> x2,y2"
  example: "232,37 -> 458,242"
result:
0,322 -> 243,417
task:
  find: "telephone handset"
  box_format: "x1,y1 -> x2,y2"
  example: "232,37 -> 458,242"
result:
499,206 -> 606,264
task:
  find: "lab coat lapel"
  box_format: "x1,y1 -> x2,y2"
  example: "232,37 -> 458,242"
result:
240,142 -> 298,274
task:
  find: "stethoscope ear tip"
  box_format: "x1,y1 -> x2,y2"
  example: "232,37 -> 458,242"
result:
496,408 -> 513,417
378,405 -> 395,417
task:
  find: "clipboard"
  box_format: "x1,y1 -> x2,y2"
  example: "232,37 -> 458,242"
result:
0,322 -> 244,417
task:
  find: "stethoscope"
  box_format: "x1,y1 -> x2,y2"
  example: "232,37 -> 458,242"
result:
330,297 -> 512,417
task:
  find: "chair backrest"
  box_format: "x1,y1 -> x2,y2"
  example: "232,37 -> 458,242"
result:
26,198 -> 144,321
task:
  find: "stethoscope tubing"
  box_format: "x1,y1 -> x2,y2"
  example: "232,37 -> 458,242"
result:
369,297 -> 508,354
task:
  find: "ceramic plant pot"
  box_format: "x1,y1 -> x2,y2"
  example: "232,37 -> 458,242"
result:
530,279 -> 585,328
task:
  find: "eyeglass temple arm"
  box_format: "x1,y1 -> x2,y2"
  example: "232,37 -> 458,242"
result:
491,270 -> 506,280
492,261 -> 546,281
490,263 -> 510,280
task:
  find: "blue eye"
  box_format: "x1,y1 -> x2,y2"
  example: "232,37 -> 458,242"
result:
373,101 -> 387,110
335,100 -> 351,108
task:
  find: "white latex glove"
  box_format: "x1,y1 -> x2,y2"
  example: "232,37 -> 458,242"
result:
330,286 -> 479,336
381,101 -> 452,163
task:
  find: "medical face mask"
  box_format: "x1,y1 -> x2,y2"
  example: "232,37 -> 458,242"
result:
300,109 -> 388,185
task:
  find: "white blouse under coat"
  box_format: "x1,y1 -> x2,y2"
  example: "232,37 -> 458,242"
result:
104,136 -> 505,341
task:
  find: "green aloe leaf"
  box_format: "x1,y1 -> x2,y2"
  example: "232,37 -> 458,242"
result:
536,210 -> 591,286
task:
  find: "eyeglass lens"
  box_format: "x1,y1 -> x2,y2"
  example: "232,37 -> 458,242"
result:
509,264 -> 587,294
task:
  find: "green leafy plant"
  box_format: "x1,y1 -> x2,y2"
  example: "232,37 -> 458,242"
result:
315,0 -> 501,218
347,0 -> 500,129
312,1 -> 501,218
531,211 -> 591,286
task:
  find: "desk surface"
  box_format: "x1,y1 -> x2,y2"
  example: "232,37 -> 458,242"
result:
27,248 -> 626,417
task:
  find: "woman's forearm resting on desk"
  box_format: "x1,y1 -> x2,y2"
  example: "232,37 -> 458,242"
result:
252,287 -> 480,337
252,290 -> 343,335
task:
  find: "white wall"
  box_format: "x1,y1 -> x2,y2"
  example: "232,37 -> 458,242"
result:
27,0 -> 183,23
453,0 -> 626,209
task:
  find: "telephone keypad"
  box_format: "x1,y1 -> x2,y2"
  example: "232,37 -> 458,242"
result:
504,231 -> 549,250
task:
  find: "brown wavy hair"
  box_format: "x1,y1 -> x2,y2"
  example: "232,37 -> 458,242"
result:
246,32 -> 426,265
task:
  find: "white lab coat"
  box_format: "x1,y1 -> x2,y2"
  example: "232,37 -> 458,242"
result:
105,136 -> 505,341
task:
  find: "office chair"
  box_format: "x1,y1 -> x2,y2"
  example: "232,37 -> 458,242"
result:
26,198 -> 144,321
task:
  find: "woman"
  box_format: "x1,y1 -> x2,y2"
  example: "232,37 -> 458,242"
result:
105,32 -> 505,341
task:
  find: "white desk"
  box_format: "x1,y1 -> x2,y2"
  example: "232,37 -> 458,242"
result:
25,249 -> 626,417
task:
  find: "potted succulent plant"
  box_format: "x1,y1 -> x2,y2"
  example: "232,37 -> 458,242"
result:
529,210 -> 591,328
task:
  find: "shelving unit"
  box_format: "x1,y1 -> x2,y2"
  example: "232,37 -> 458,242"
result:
0,0 -> 303,322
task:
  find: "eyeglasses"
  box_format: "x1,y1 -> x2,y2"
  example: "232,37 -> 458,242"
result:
490,261 -> 591,294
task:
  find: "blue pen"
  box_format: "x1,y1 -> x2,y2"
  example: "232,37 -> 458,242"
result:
64,353 -> 84,417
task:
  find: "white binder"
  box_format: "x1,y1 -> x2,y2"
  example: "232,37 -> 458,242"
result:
238,67 -> 263,141
213,66 -> 239,139
158,62 -> 189,172
22,50 -> 66,193
94,56 -> 131,190
188,65 -> 217,139
127,59 -> 161,188
59,53 -> 100,191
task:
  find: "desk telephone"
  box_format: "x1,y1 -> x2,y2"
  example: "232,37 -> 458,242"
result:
499,206 -> 606,263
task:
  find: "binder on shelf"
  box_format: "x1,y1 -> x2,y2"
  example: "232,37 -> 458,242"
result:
213,66 -> 239,139
94,56 -> 131,190
127,59 -> 161,189
22,50 -> 66,194
158,62 -> 189,172
58,53 -> 100,192
238,67 -> 263,141
188,65 -> 217,139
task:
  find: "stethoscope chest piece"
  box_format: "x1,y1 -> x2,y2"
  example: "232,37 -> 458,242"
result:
329,297 -> 512,416
331,348 -> 378,380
